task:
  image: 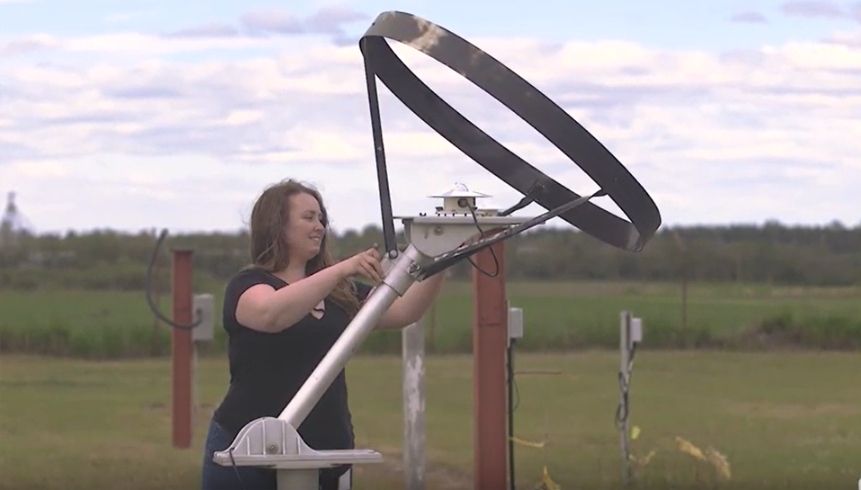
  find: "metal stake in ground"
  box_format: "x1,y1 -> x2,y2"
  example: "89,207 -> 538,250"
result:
618,311 -> 643,486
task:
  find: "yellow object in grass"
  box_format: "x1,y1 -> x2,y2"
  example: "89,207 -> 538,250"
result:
675,436 -> 707,461
512,436 -> 546,449
533,465 -> 560,490
675,436 -> 732,480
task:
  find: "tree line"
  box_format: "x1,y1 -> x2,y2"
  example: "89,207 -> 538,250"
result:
1,220 -> 859,291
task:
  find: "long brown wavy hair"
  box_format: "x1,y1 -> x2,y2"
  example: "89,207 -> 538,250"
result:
245,179 -> 360,317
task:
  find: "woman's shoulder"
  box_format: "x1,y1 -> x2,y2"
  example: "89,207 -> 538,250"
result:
225,266 -> 286,298
229,266 -> 273,282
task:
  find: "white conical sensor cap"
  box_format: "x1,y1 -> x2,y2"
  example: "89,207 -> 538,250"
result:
428,182 -> 491,199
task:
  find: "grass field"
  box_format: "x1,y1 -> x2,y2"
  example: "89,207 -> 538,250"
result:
2,281 -> 860,359
1,351 -> 859,490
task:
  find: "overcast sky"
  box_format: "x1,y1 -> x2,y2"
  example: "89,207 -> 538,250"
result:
1,0 -> 859,235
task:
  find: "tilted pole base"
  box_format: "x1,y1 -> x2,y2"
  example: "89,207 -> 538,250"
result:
212,417 -> 382,490
214,202 -> 538,490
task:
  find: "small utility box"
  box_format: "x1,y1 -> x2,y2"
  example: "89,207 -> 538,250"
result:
630,317 -> 643,344
508,307 -> 523,343
192,293 -> 215,342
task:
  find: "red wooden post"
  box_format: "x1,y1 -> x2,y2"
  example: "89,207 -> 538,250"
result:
171,248 -> 194,449
472,240 -> 508,490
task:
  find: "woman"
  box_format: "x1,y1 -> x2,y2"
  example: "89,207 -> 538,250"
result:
200,179 -> 445,490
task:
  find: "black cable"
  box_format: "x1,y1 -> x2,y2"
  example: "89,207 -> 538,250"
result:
145,228 -> 202,330
498,181 -> 543,217
614,343 -> 637,430
462,198 -> 499,278
507,338 -> 517,490
228,448 -> 247,490
513,369 -> 520,413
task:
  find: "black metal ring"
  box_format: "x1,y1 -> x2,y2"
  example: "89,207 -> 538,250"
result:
359,11 -> 661,252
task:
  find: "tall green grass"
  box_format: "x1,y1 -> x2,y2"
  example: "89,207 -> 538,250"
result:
1,281 -> 859,359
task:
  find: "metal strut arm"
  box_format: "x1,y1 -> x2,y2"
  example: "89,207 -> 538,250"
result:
363,54 -> 399,260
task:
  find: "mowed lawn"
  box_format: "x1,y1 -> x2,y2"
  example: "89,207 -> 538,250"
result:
1,351 -> 859,490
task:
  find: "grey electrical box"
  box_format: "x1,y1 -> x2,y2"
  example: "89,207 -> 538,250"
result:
631,317 -> 643,344
508,307 -> 523,341
192,293 -> 215,342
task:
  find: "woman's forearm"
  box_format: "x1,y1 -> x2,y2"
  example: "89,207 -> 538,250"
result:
378,272 -> 446,329
253,265 -> 347,332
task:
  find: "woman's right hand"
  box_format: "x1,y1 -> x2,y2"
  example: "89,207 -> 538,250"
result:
337,247 -> 385,283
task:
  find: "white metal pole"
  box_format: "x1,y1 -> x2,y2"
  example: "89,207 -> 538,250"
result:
402,317 -> 426,490
278,245 -> 423,427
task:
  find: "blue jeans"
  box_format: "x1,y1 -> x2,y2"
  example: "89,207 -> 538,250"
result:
200,418 -> 277,490
200,418 -> 350,490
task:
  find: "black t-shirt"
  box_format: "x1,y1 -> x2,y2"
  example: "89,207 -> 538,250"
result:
212,267 -> 373,451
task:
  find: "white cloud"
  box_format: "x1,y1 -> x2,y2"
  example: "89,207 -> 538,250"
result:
825,28 -> 861,47
66,32 -> 270,55
1,27 -> 860,236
